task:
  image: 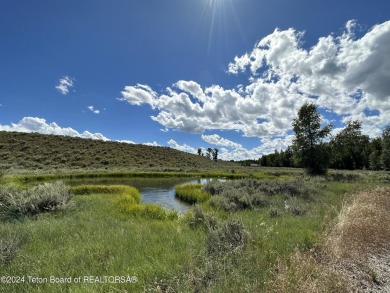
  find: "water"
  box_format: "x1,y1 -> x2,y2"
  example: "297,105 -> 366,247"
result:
66,177 -> 221,213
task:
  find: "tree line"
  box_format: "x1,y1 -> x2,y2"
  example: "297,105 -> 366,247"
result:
259,103 -> 390,174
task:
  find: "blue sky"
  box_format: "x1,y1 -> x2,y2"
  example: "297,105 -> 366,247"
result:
1,0 -> 389,160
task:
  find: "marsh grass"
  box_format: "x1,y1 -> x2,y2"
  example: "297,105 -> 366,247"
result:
175,184 -> 210,204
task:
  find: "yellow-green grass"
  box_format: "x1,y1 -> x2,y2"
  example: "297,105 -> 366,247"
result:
70,185 -> 178,220
175,184 -> 211,204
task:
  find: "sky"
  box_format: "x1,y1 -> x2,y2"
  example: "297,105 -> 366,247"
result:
0,0 -> 389,161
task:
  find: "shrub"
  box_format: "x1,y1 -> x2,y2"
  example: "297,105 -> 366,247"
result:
206,219 -> 247,258
0,181 -> 71,216
203,178 -> 315,212
175,184 -> 210,204
187,205 -> 218,230
284,199 -> 307,216
326,172 -> 361,182
269,208 -> 282,218
0,230 -> 28,265
202,181 -> 224,196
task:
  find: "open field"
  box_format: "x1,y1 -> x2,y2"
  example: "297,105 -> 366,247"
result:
1,132 -> 389,292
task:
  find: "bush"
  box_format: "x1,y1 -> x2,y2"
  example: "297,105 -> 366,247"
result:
202,181 -> 224,196
204,178 -> 317,212
187,205 -> 218,230
284,199 -> 307,216
206,219 -> 247,258
269,208 -> 282,218
0,229 -> 28,265
0,181 -> 71,216
175,184 -> 210,204
326,172 -> 361,182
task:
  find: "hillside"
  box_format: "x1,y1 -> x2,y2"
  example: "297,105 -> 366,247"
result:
0,131 -> 238,174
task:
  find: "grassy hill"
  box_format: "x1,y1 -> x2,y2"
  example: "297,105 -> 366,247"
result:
0,131 -> 240,174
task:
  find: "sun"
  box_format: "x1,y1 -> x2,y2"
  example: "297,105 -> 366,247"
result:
194,0 -> 243,55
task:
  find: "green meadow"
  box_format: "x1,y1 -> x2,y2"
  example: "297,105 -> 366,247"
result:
1,131 -> 389,292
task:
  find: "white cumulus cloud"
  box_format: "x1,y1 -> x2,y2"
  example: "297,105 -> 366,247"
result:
120,84 -> 157,107
120,20 -> 390,141
167,139 -> 197,154
201,134 -> 242,149
0,117 -> 109,141
55,76 -> 74,95
144,141 -> 160,147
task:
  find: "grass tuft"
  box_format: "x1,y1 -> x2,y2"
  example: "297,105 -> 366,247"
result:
175,184 -> 211,204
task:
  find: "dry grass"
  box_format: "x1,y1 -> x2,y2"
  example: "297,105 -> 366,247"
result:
326,187 -> 390,261
266,187 -> 390,293
265,251 -> 347,293
323,187 -> 390,292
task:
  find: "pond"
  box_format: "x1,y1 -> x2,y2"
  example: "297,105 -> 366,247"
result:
66,177 -> 221,213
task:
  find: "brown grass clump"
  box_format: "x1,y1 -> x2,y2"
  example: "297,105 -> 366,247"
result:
326,187 -> 390,262
323,187 -> 390,292
265,251 -> 346,293
266,187 -> 390,293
